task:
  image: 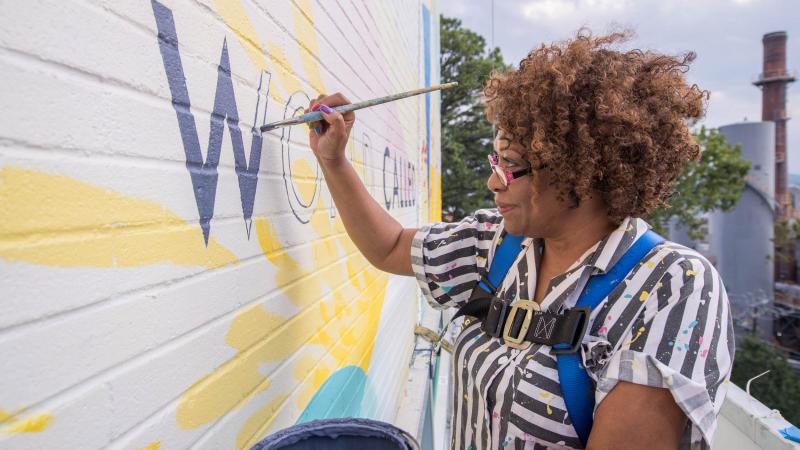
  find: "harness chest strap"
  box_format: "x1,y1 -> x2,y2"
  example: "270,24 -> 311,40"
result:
489,300 -> 590,352
419,231 -> 587,354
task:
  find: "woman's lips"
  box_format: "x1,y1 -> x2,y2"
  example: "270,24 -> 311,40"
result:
496,203 -> 516,214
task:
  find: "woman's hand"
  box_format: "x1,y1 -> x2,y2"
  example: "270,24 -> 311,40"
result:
302,92 -> 414,276
307,92 -> 355,163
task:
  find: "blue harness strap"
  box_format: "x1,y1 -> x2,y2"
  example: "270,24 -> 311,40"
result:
555,229 -> 664,447
447,232 -> 525,324
478,232 -> 525,294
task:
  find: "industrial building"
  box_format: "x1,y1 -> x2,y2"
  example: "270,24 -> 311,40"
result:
694,31 -> 800,360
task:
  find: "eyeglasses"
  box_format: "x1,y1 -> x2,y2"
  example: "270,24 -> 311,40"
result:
487,152 -> 532,187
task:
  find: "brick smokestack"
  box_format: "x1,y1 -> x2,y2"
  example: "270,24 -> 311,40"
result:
754,31 -> 796,282
754,31 -> 795,218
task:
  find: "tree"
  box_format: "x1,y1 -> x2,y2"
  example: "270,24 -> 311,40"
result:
440,16 -> 507,219
731,335 -> 800,425
648,127 -> 751,239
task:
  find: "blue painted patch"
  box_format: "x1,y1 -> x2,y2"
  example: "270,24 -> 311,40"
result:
422,4 -> 431,202
297,365 -> 368,423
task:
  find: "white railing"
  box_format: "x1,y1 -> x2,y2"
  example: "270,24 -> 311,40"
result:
714,382 -> 799,450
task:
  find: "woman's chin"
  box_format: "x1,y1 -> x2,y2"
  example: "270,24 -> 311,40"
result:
502,220 -> 523,236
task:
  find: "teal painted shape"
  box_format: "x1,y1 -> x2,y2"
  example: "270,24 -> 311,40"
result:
296,365 -> 369,423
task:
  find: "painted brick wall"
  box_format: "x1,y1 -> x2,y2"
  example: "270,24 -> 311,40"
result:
0,1 -> 441,449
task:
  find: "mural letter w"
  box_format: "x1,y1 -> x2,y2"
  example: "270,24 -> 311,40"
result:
152,0 -> 266,244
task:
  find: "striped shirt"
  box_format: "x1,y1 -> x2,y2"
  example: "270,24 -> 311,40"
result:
410,209 -> 734,450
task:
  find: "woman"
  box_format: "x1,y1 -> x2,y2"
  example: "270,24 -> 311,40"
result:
307,30 -> 733,450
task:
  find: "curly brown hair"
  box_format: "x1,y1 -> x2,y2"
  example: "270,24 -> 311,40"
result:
484,29 -> 708,223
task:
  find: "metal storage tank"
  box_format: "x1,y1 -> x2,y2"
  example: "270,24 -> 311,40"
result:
709,121 -> 776,339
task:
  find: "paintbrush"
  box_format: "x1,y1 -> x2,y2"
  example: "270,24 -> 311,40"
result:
259,82 -> 458,133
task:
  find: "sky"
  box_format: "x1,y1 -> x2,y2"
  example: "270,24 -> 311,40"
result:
439,0 -> 800,173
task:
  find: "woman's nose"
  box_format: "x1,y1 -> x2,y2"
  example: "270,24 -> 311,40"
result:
487,170 -> 507,192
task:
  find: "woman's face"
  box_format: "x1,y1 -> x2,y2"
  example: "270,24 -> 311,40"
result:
487,131 -> 566,238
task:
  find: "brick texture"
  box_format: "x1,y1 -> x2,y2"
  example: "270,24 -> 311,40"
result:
0,1 -> 441,449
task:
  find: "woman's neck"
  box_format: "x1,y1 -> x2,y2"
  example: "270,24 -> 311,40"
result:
540,203 -> 618,274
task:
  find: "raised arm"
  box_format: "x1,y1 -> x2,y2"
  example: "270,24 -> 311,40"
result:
308,93 -> 416,276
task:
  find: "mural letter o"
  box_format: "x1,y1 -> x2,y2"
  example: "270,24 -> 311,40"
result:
281,91 -> 320,224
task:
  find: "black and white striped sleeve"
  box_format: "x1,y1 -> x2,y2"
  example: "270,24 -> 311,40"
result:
594,249 -> 735,447
410,209 -> 503,309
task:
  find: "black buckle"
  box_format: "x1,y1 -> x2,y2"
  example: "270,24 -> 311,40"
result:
482,296 -> 510,338
550,306 -> 590,354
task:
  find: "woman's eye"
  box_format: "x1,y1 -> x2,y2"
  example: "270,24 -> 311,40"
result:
500,157 -> 518,167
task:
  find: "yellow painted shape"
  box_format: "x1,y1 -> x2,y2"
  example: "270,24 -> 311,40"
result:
291,0 -> 325,92
212,0 -> 331,102
177,199 -> 389,440
538,392 -> 553,415
625,326 -> 648,346
347,139 -> 367,182
639,291 -> 649,302
0,409 -> 16,423
0,167 -> 237,268
138,441 -> 161,450
290,356 -> 333,410
429,167 -> 441,222
175,305 -> 279,429
0,409 -> 53,434
265,42 -> 304,99
291,159 -> 318,207
212,0 -> 284,104
225,304 -> 287,354
212,0 -> 264,71
7,415 -> 52,433
236,394 -> 289,450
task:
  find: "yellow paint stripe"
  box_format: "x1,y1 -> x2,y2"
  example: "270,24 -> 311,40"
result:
0,409 -> 53,434
291,0 -> 326,92
0,167 -> 237,268
212,0 -> 265,71
212,0 -> 326,100
138,441 -> 161,450
265,42 -> 304,98
236,394 -> 289,450
212,0 -> 285,104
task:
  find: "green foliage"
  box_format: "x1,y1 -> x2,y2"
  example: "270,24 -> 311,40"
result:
440,16 -> 508,219
731,335 -> 800,425
774,219 -> 792,247
648,127 -> 751,239
772,219 -> 800,263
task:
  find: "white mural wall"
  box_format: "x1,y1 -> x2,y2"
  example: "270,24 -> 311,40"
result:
0,0 -> 441,449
